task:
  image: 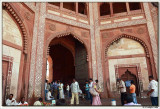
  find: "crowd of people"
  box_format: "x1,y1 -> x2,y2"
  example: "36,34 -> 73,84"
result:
117,76 -> 158,106
44,78 -> 102,106
6,94 -> 28,106
5,76 -> 158,106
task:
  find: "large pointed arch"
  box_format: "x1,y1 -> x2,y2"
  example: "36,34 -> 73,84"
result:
46,31 -> 89,58
104,34 -> 150,58
2,2 -> 29,54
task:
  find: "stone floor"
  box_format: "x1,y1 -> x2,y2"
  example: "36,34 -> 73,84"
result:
47,96 -> 153,106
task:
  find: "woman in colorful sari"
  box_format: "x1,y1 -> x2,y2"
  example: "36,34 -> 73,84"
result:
90,80 -> 102,105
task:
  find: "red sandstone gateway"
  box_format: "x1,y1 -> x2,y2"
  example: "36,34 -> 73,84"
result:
2,2 -> 158,106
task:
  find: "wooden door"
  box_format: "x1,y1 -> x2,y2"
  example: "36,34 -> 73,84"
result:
120,69 -> 139,96
2,61 -> 9,106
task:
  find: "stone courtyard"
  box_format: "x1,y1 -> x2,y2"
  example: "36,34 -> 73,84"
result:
46,96 -> 152,106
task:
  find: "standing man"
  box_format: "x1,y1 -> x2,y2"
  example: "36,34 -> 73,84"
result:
53,80 -> 58,100
70,78 -> 80,105
117,78 -> 126,105
129,80 -> 137,104
57,80 -> 60,99
66,83 -> 70,98
89,78 -> 93,104
45,80 -> 48,101
147,76 -> 158,106
84,80 -> 90,100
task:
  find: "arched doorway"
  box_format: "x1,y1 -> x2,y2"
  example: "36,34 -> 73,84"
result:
105,36 -> 151,97
2,4 -> 30,105
49,44 -> 75,84
46,34 -> 89,92
121,69 -> 139,96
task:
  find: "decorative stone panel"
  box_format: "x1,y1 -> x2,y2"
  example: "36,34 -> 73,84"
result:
89,3 -> 97,80
49,24 -> 56,31
143,3 -> 158,73
100,19 -> 147,30
93,3 -> 104,91
28,3 -> 40,98
34,3 -> 46,97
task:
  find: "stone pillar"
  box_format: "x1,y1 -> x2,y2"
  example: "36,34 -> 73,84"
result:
34,2 -> 46,97
92,3 -> 104,91
89,3 -> 97,80
143,3 -> 158,78
28,3 -> 40,98
28,3 -> 46,98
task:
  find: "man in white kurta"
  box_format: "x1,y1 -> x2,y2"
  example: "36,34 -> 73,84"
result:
47,89 -> 54,101
6,94 -> 17,106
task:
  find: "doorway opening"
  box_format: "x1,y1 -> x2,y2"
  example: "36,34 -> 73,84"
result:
119,68 -> 139,96
46,34 -> 89,92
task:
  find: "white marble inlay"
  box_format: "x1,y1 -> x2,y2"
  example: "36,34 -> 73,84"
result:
48,10 -> 60,16
62,14 -> 77,20
79,19 -> 88,24
131,16 -> 144,20
100,21 -> 112,25
114,18 -> 129,23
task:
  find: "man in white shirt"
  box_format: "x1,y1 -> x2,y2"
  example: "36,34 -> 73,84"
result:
33,97 -> 43,106
147,76 -> 158,106
89,78 -> 93,104
117,78 -> 126,105
47,89 -> 54,101
6,94 -> 17,106
70,78 -> 80,105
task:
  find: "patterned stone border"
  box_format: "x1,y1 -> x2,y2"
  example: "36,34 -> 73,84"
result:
100,19 -> 147,30
24,3 -> 36,12
46,13 -> 90,29
2,3 -> 28,54
34,3 -> 46,97
28,3 -> 40,98
105,34 -> 150,58
143,3 -> 158,73
93,3 -> 104,91
89,3 -> 97,80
